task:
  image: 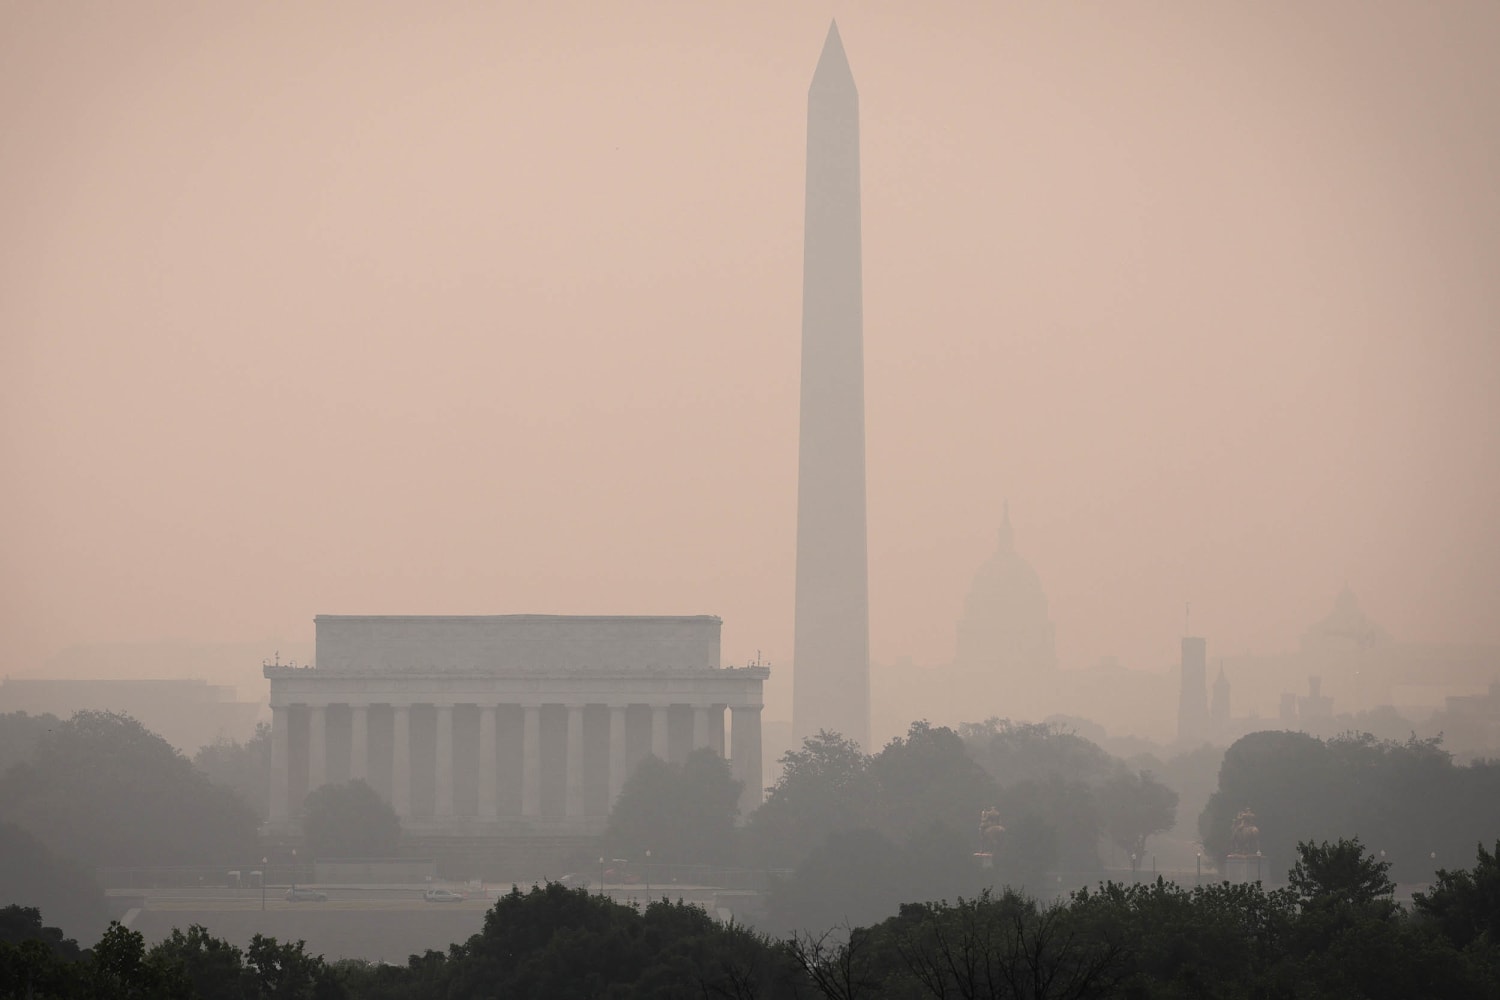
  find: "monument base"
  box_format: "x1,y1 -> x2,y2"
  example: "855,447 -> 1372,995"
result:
1222,854 -> 1268,884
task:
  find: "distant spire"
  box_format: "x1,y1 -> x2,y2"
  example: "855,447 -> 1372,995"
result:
811,20 -> 856,94
999,500 -> 1013,551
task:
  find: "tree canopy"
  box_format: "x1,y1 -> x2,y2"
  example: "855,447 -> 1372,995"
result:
0,711 -> 259,869
1199,730 -> 1500,881
7,838 -> 1500,999
302,780 -> 401,860
0,823 -> 109,944
194,722 -> 270,821
604,748 -> 741,866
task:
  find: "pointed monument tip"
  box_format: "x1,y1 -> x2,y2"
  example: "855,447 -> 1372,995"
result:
811,18 -> 855,90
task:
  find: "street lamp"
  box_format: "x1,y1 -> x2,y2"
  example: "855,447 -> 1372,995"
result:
645,850 -> 652,900
260,857 -> 268,911
599,857 -> 605,896
1196,852 -> 1202,886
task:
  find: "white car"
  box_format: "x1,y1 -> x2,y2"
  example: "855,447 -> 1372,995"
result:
423,888 -> 465,903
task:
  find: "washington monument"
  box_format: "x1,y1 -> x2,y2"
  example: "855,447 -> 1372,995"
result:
792,22 -> 870,751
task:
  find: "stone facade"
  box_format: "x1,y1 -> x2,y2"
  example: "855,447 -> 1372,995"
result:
264,615 -> 767,837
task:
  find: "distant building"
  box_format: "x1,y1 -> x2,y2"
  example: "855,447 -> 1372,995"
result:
1300,585 -> 1390,655
263,615 -> 767,838
951,503 -> 1058,710
1298,676 -> 1334,719
1434,682 -> 1500,755
1211,663 -> 1231,729
1177,637 -> 1209,744
0,677 -> 261,753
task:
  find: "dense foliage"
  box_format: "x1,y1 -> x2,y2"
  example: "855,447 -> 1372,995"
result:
0,711 -> 259,869
604,747 -> 742,865
0,823 -> 109,944
7,840 -> 1500,998
194,722 -> 270,821
1200,730 -> 1500,881
0,712 -> 62,776
336,883 -> 795,999
962,720 -> 1177,873
302,779 -> 401,860
0,907 -> 344,999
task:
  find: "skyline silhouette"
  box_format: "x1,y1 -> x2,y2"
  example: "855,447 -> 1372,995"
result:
2,4 -> 1498,734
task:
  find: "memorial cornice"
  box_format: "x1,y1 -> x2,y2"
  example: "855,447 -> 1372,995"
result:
312,614 -> 723,626
264,665 -> 769,680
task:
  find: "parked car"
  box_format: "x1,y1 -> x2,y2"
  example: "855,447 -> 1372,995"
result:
423,888 -> 465,903
284,887 -> 328,902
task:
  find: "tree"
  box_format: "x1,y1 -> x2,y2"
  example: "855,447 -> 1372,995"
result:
88,921 -> 190,998
0,712 -> 259,869
1289,837 -> 1395,907
994,778 -> 1101,873
870,721 -> 999,846
1097,769 -> 1177,862
962,720 -> 1120,872
604,748 -> 741,866
195,723 -> 271,820
0,711 -> 62,775
745,730 -> 881,868
344,882 -> 797,998
1413,840 -> 1500,949
302,780 -> 400,860
878,890 -> 1127,1000
767,825 -> 988,937
244,934 -> 345,999
1200,730 -> 1500,883
0,822 -> 110,944
147,924 -> 254,1000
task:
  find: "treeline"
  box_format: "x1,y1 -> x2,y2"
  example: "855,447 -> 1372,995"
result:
5,839 -> 1499,998
606,721 -> 1181,932
1202,729 -> 1500,884
7,709 -> 1500,945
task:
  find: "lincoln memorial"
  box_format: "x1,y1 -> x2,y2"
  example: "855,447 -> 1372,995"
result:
264,614 -> 768,837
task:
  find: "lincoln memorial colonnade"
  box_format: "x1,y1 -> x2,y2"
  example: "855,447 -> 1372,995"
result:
263,615 -> 767,837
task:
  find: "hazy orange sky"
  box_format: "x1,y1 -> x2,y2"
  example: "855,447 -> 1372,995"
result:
4,2 -> 1497,720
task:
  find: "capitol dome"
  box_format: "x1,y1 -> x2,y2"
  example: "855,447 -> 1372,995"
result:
953,503 -> 1058,678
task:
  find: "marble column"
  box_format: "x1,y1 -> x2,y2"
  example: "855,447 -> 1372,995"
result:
307,705 -> 327,794
710,704 -> 727,757
478,705 -> 498,820
565,705 -> 585,818
269,705 -> 289,823
521,704 -> 541,818
392,705 -> 411,819
435,704 -> 455,818
651,705 -> 670,760
607,705 -> 627,807
731,706 -> 763,819
350,704 -> 368,783
692,705 -> 711,751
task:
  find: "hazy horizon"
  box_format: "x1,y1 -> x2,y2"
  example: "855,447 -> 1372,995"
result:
5,2 -> 1498,726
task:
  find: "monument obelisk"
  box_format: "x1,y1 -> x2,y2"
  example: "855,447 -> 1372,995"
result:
792,21 -> 870,750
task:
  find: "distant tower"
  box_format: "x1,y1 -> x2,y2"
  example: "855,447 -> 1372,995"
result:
1211,662 -> 1230,730
1177,636 -> 1209,744
793,21 -> 869,750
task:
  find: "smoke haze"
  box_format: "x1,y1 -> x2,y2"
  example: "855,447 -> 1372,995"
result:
3,2 -> 1498,729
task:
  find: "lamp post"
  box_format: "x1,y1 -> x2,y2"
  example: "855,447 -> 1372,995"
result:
599,857 -> 605,897
1196,852 -> 1202,886
260,857 -> 268,911
645,849 -> 651,900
